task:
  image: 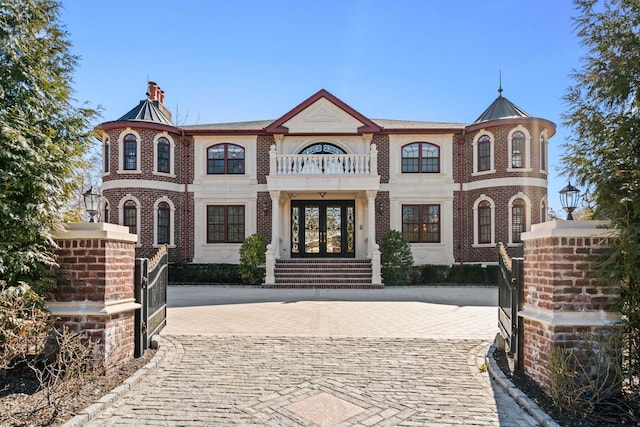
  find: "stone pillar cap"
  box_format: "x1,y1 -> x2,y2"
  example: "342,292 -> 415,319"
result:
53,222 -> 138,242
521,219 -> 615,241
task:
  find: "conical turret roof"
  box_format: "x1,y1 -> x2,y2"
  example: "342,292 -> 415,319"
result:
116,98 -> 173,126
473,88 -> 531,124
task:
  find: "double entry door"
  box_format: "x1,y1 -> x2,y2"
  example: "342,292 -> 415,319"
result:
291,200 -> 355,258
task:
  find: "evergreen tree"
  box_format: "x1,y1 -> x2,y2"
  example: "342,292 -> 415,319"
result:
0,0 -> 96,292
563,0 -> 640,385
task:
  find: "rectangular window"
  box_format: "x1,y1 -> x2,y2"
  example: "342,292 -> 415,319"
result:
478,206 -> 491,244
124,141 -> 137,170
478,141 -> 490,172
104,143 -> 110,173
124,207 -> 136,235
402,204 -> 440,243
157,208 -> 170,244
207,205 -> 245,243
157,144 -> 170,173
512,205 -> 525,243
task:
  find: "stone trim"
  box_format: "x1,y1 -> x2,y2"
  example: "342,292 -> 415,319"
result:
519,307 -> 621,327
53,222 -> 137,243
521,219 -> 614,240
47,298 -> 141,317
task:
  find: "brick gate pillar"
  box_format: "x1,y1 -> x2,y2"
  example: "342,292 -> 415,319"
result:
519,220 -> 620,391
48,223 -> 140,368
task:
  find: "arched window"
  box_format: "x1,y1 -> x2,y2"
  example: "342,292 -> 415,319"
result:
123,134 -> 137,170
300,143 -> 346,155
511,131 -> 525,169
478,201 -> 492,244
540,199 -> 547,223
540,135 -> 548,172
157,137 -> 170,173
104,140 -> 110,173
103,200 -> 110,223
477,135 -> 491,172
207,144 -> 245,174
123,200 -> 137,235
157,201 -> 170,244
402,142 -> 440,173
511,199 -> 526,243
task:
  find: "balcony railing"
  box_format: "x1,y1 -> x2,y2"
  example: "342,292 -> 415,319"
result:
269,144 -> 378,176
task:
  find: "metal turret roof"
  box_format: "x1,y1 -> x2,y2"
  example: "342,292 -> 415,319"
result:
116,99 -> 174,126
473,89 -> 531,124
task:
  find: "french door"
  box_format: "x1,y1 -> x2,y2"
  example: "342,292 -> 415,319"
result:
291,200 -> 355,258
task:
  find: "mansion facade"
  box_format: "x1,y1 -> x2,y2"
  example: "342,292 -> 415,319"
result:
98,82 -> 554,285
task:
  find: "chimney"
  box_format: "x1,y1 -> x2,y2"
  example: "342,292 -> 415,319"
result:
147,81 -> 159,102
146,81 -> 172,123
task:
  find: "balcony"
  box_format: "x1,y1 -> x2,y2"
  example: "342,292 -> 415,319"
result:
266,144 -> 380,193
269,144 -> 378,177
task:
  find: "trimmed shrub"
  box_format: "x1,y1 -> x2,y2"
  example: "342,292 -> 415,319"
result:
447,264 -> 487,284
168,263 -> 242,284
239,234 -> 267,285
410,264 -> 499,285
380,230 -> 414,285
417,265 -> 450,284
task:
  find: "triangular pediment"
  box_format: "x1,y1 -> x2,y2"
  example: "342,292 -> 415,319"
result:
266,89 -> 380,134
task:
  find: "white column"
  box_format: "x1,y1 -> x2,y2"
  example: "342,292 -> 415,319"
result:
365,190 -> 381,284
365,190 -> 377,252
269,190 -> 281,257
269,144 -> 277,175
370,143 -> 378,175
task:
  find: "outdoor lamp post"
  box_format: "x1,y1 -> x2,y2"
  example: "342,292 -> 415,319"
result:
559,182 -> 580,220
83,186 -> 101,222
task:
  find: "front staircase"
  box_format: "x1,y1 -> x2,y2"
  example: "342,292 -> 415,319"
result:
264,259 -> 383,289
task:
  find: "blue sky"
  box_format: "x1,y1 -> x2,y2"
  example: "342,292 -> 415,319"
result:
60,0 -> 584,215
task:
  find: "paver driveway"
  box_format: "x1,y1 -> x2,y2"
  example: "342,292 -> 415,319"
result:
86,286 -> 538,426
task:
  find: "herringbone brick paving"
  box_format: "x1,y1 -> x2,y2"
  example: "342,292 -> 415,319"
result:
85,287 -> 539,426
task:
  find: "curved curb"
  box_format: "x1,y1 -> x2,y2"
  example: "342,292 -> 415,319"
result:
485,338 -> 560,427
62,335 -> 170,427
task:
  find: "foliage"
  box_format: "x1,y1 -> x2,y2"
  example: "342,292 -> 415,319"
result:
0,281 -> 101,425
0,281 -> 49,372
562,0 -> 640,396
168,263 -> 242,284
0,0 -> 97,293
545,332 -> 624,417
412,264 -> 499,285
239,234 -> 267,285
380,229 -> 414,285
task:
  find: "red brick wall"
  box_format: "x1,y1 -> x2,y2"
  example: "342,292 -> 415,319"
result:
257,135 -> 275,184
451,120 -> 550,263
256,191 -> 272,241
373,134 -> 389,184
52,239 -> 134,303
375,191 -> 390,242
101,127 -> 194,262
521,232 -> 620,391
51,234 -> 137,368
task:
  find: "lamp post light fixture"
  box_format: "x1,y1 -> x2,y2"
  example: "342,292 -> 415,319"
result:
83,186 -> 101,222
559,182 -> 580,220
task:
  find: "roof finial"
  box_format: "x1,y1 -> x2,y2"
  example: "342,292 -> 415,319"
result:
498,70 -> 503,96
